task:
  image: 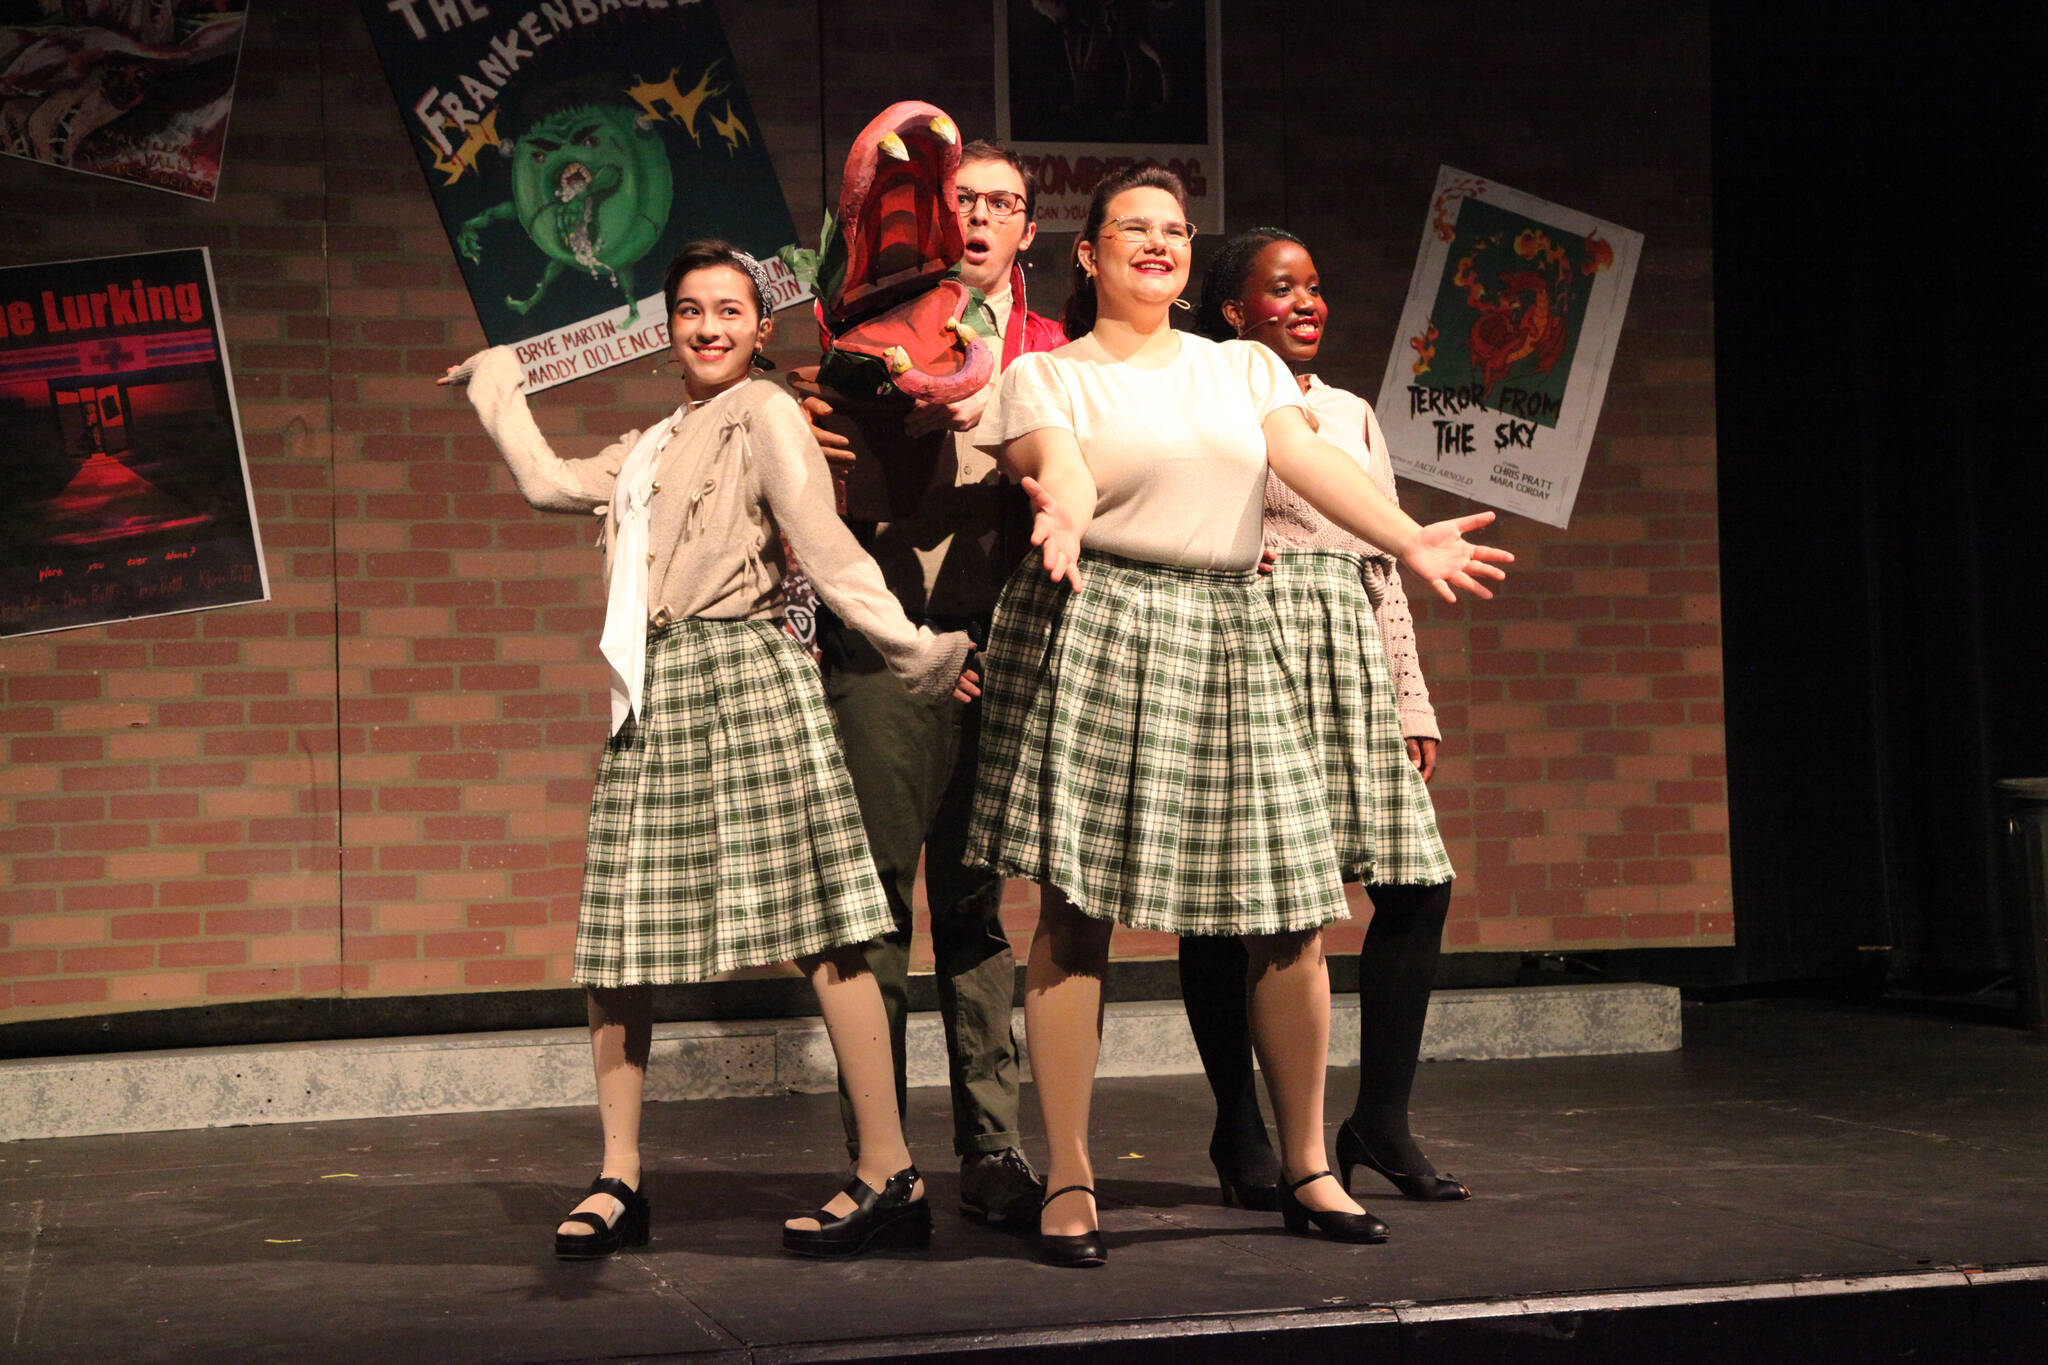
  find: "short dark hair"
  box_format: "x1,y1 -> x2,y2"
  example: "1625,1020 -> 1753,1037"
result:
958,139 -> 1036,221
1062,161 -> 1188,340
662,239 -> 766,319
1196,228 -> 1304,342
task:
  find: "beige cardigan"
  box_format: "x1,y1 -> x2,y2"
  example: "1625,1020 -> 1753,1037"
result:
460,346 -> 972,701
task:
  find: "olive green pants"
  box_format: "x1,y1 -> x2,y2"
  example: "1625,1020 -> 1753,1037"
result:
821,621 -> 1023,1159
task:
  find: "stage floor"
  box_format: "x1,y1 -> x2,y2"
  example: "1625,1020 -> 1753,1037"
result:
3,998 -> 2044,1363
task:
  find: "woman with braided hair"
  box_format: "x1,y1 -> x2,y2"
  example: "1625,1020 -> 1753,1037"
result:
958,167 -> 1509,1266
1181,228 -> 1472,1211
444,240 -> 975,1260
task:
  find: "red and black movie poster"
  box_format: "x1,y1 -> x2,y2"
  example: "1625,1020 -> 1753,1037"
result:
0,246 -> 267,638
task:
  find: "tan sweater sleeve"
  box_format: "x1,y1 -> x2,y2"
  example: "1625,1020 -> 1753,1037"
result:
743,389 -> 974,700
459,346 -> 630,512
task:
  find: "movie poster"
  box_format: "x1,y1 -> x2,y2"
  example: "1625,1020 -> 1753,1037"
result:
994,0 -> 1223,232
0,1 -> 250,201
0,248 -> 268,639
1375,168 -> 1643,529
357,0 -> 804,393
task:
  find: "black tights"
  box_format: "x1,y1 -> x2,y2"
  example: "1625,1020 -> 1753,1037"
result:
1178,881 -> 1453,1177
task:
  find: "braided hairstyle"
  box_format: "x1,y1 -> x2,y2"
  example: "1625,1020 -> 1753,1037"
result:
1061,161 -> 1189,340
1195,227 -> 1303,343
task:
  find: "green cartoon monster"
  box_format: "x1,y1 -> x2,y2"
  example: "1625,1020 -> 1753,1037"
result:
454,100 -> 672,325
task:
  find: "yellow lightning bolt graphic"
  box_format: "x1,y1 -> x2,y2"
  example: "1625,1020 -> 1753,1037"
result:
627,63 -> 728,145
427,108 -> 501,185
710,102 -> 750,155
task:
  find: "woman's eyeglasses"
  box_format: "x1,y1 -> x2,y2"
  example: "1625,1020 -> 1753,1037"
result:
1100,215 -> 1196,246
956,189 -> 1028,219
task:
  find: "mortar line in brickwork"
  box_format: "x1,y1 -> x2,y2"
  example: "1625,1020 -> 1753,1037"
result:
315,0 -> 345,991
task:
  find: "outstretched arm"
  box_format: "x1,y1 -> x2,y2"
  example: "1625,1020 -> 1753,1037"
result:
1263,406 -> 1511,602
998,427 -> 1096,593
439,347 -> 629,512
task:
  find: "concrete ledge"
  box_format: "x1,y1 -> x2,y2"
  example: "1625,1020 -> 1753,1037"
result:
0,983 -> 1679,1142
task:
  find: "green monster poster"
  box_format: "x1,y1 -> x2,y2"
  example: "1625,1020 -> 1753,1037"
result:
358,0 -> 802,392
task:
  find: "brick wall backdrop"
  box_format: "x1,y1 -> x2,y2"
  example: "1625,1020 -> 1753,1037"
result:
0,0 -> 1722,1026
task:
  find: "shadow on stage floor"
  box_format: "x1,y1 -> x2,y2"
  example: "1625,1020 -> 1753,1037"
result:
3,998 -> 2044,1363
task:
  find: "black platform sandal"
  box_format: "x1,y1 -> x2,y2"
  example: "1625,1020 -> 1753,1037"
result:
1038,1184 -> 1107,1268
1336,1120 -> 1471,1201
554,1175 -> 650,1260
1278,1171 -> 1389,1244
781,1166 -> 932,1258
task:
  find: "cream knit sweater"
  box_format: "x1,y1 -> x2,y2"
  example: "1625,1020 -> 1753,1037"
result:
459,346 -> 972,701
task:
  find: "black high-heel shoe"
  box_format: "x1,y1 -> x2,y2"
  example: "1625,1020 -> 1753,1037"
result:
1209,1134 -> 1280,1211
1336,1120 -> 1471,1202
1038,1184 -> 1107,1268
781,1166 -> 932,1257
554,1174 -> 650,1260
1278,1171 -> 1389,1244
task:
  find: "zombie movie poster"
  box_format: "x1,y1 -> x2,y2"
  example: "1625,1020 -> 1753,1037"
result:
357,0 -> 803,393
1376,168 -> 1642,529
0,1 -> 250,201
0,248 -> 268,638
994,0 -> 1223,232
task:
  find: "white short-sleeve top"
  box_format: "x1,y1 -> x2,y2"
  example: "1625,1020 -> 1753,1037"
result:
973,331 -> 1305,570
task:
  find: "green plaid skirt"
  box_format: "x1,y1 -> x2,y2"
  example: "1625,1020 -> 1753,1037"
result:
574,617 -> 892,986
1267,551 -> 1453,886
967,551 -> 1349,936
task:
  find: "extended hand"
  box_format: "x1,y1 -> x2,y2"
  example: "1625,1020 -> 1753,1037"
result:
1402,511 -> 1512,603
436,358 -> 477,387
1022,475 -> 1085,593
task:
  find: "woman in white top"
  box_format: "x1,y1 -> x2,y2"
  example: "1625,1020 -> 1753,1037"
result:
1180,227 -> 1471,1214
962,166 -> 1510,1265
444,242 -> 973,1262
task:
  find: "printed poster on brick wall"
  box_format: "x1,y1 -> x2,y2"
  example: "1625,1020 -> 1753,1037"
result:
994,0 -> 1224,232
0,1 -> 251,201
1376,168 -> 1643,529
357,0 -> 804,393
0,248 -> 269,639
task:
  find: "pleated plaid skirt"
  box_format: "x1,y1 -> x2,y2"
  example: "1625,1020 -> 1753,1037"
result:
967,551 -> 1349,936
1267,551 -> 1454,887
573,617 -> 892,987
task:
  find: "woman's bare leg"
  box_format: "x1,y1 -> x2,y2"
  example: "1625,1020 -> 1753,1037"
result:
1027,887 -> 1115,1237
557,985 -> 652,1237
785,945 -> 922,1231
1245,929 -> 1368,1215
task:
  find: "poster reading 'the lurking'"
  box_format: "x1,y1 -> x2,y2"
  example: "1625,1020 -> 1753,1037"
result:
0,248 -> 268,639
357,0 -> 803,392
1376,168 -> 1642,529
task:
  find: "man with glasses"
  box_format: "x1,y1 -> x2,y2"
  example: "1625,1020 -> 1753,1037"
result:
793,141 -> 1064,1228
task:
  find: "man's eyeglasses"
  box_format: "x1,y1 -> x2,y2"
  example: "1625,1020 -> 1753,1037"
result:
956,188 -> 1028,219
1100,215 -> 1196,246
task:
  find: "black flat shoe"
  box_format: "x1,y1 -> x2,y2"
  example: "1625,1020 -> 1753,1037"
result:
1209,1134 -> 1280,1212
1038,1184 -> 1106,1268
554,1175 -> 650,1260
781,1166 -> 932,1258
1279,1171 -> 1389,1244
1337,1120 -> 1471,1201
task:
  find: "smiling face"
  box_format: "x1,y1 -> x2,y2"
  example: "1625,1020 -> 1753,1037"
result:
668,264 -> 771,400
1225,239 -> 1326,369
955,154 -> 1037,295
1077,185 -> 1192,318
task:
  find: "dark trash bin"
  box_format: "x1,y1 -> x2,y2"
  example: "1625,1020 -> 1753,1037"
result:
1995,778 -> 2048,1032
